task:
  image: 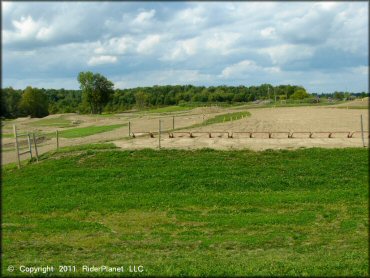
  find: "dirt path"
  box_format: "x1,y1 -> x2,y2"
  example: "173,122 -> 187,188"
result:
2,106 -> 368,164
113,136 -> 368,151
113,106 -> 369,151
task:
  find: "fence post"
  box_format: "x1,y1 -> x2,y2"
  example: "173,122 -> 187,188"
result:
361,114 -> 365,147
158,120 -> 161,149
128,121 -> 131,137
32,132 -> 39,162
56,130 -> 59,150
172,116 -> 175,130
27,132 -> 33,159
13,125 -> 21,169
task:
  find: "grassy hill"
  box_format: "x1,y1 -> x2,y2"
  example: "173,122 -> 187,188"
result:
2,146 -> 368,276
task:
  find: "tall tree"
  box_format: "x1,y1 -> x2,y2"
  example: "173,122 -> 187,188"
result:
19,86 -> 49,118
1,87 -> 22,118
77,72 -> 114,114
135,91 -> 148,109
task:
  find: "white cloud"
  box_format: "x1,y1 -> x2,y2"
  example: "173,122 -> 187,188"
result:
94,36 -> 134,55
260,27 -> 276,38
205,32 -> 241,54
221,60 -> 260,78
2,2 -> 368,93
137,34 -> 161,54
265,66 -> 281,74
161,37 -> 198,61
259,44 -> 315,65
351,66 -> 368,75
36,26 -> 54,40
326,4 -> 368,54
133,9 -> 155,25
4,15 -> 43,43
276,7 -> 334,45
314,2 -> 338,11
2,1 -> 13,14
87,55 -> 118,66
220,60 -> 280,78
177,6 -> 206,25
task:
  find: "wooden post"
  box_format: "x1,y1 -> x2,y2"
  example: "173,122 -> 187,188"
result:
27,133 -> 33,159
128,121 -> 131,137
172,116 -> 175,130
56,130 -> 59,150
361,114 -> 365,147
13,125 -> 21,169
158,120 -> 161,149
32,132 -> 39,162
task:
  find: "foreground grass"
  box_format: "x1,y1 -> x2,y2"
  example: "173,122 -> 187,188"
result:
2,148 -> 368,276
58,124 -> 126,138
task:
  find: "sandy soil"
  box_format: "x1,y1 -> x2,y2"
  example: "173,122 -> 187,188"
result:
114,137 -> 367,151
114,106 -> 369,151
331,97 -> 369,107
2,106 -> 368,164
189,106 -> 369,132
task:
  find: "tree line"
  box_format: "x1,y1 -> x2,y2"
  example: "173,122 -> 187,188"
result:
1,72 -> 368,118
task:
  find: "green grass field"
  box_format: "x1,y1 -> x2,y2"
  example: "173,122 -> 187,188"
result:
1,133 -> 14,138
144,106 -> 192,113
188,111 -> 251,129
58,124 -> 126,138
203,111 -> 251,125
30,116 -> 73,128
2,147 -> 368,276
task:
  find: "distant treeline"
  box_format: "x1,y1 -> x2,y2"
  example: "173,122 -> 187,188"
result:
1,84 -> 368,118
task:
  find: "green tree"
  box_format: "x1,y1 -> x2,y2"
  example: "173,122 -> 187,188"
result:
1,87 -> 22,118
77,72 -> 114,114
333,91 -> 345,100
290,88 -> 309,100
19,86 -> 49,118
135,91 -> 148,109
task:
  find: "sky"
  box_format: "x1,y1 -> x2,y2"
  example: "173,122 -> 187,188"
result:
2,1 -> 368,93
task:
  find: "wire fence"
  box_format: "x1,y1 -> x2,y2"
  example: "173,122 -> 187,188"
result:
9,113 -> 368,168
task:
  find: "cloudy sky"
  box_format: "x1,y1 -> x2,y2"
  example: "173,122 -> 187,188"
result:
2,1 -> 368,93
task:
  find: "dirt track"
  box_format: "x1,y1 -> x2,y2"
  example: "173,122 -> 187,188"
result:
114,137 -> 367,151
2,105 -> 369,164
113,106 -> 369,150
